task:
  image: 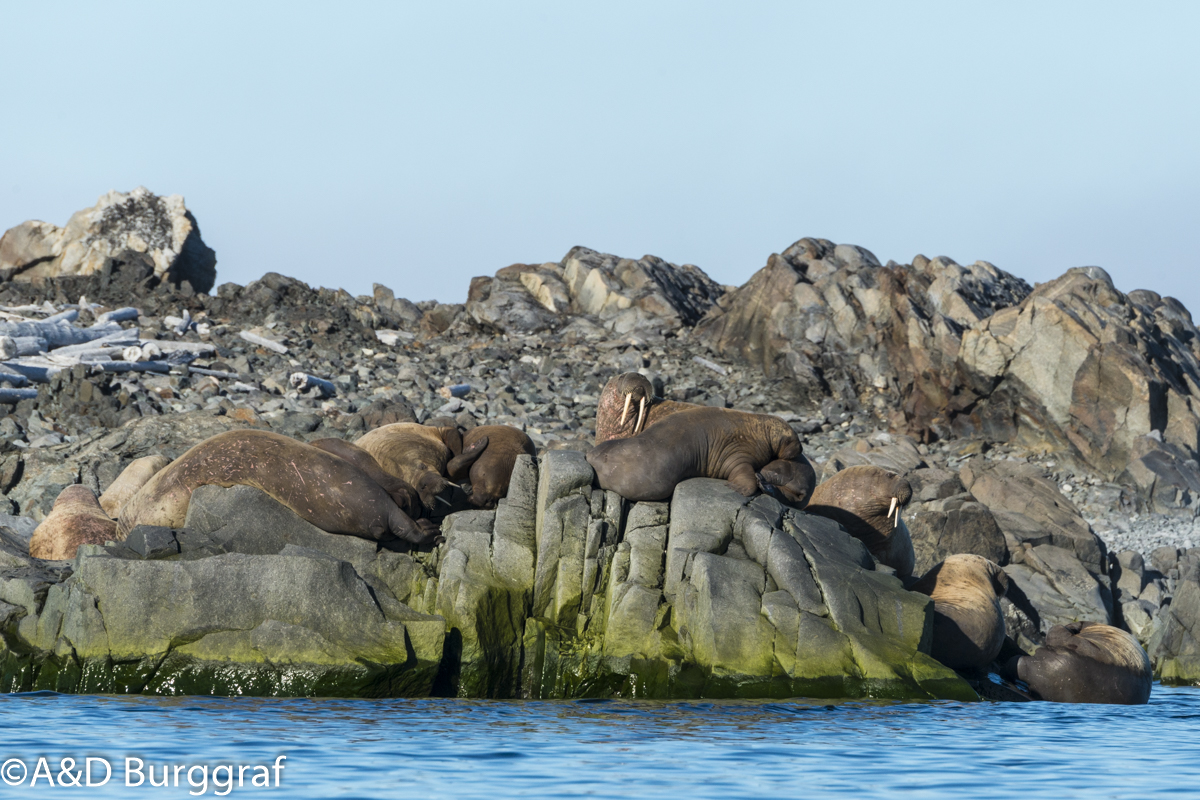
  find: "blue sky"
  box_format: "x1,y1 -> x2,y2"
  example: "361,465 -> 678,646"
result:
2,2 -> 1198,314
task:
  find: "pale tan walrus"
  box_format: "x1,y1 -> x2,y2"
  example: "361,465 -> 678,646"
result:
98,455 -> 170,518
909,554 -> 1008,671
117,430 -> 433,544
30,485 -> 119,560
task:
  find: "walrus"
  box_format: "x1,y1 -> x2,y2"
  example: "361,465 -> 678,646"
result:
30,485 -> 119,560
308,438 -> 422,516
909,554 -> 1008,671
595,372 -> 697,443
354,422 -> 486,512
586,406 -> 816,504
1004,622 -> 1152,704
446,425 -> 536,508
98,455 -> 171,518
117,430 -> 432,544
805,465 -> 915,577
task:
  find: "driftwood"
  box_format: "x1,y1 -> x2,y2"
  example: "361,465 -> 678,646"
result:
95,307 -> 140,325
89,361 -> 171,375
2,362 -> 57,383
290,372 -> 336,397
50,329 -> 141,357
0,371 -> 30,387
239,330 -> 288,354
188,366 -> 242,380
0,388 -> 38,403
0,319 -> 124,349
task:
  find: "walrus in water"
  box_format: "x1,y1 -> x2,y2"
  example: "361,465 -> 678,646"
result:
595,372 -> 697,443
1004,622 -> 1152,704
909,554 -> 1008,671
354,422 -> 487,512
805,465 -> 915,577
446,424 -> 536,508
117,430 -> 432,544
98,455 -> 171,518
587,406 -> 816,504
30,485 -> 119,560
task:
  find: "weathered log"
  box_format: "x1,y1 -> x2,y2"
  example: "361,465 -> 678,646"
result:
95,307 -> 140,325
50,329 -> 140,357
0,387 -> 38,403
290,372 -> 336,397
0,370 -> 29,387
88,361 -> 171,375
1,362 -> 57,383
0,319 -> 123,349
239,331 -> 288,354
188,366 -> 242,380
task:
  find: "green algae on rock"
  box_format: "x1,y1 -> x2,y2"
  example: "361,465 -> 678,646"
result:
0,452 -> 973,701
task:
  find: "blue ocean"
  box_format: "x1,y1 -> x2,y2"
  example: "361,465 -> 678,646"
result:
1,687 -> 1196,798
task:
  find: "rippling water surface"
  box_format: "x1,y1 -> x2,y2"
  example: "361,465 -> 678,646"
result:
2,686 -> 1198,798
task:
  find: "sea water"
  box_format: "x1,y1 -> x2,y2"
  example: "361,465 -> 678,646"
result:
2,686 -> 1198,799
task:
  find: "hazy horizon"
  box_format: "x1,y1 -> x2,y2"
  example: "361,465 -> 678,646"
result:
3,2 -> 1197,313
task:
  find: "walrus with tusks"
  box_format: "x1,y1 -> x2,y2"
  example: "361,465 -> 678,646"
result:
909,554 -> 1008,671
587,406 -> 816,504
98,454 -> 171,518
30,485 -> 120,560
446,424 -> 536,508
805,465 -> 915,577
354,422 -> 487,512
595,372 -> 698,443
117,430 -> 433,544
1004,621 -> 1152,704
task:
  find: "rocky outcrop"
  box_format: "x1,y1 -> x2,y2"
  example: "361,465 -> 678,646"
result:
695,238 -> 1031,421
0,188 -> 216,292
953,270 -> 1200,515
0,452 -> 973,700
468,247 -> 726,336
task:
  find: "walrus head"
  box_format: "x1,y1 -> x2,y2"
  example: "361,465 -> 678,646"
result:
596,372 -> 659,441
757,455 -> 817,508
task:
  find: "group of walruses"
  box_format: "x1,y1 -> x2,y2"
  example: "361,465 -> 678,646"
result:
28,372 -> 1151,705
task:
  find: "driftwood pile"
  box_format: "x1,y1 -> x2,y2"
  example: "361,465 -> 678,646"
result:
0,299 -> 332,404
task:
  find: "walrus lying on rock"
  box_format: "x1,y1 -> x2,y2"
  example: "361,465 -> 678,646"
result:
447,425 -> 536,508
30,485 -> 119,560
98,455 -> 171,518
909,554 -> 1008,671
117,430 -> 434,544
354,422 -> 486,512
587,406 -> 816,504
1004,622 -> 1152,705
595,372 -> 697,443
805,465 -> 915,577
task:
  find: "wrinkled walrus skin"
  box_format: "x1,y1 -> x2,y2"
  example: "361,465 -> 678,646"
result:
30,485 -> 119,560
308,438 -> 422,517
1005,622 -> 1152,705
595,372 -> 697,444
806,465 -> 915,577
587,406 -> 815,504
117,430 -> 430,544
909,554 -> 1008,671
98,454 -> 171,518
354,422 -> 485,512
447,425 -> 535,508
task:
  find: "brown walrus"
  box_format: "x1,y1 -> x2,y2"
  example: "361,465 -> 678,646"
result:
586,406 -> 816,504
30,485 -> 119,560
595,372 -> 697,443
98,455 -> 171,518
909,554 -> 1008,671
117,430 -> 432,544
354,422 -> 486,512
1004,622 -> 1152,705
805,465 -> 915,577
308,438 -> 422,517
446,425 -> 536,508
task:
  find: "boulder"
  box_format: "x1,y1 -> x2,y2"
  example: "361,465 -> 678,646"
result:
0,187 -> 217,292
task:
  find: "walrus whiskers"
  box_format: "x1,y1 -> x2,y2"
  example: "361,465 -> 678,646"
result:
620,393 -> 632,426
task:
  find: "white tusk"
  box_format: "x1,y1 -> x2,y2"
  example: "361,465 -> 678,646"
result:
636,396 -> 647,434
620,392 -> 631,426
888,496 -> 897,520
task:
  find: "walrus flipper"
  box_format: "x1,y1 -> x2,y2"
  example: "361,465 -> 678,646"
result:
446,435 -> 489,480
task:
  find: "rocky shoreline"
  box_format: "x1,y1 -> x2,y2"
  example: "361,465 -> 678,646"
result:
2,189 -> 1200,696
